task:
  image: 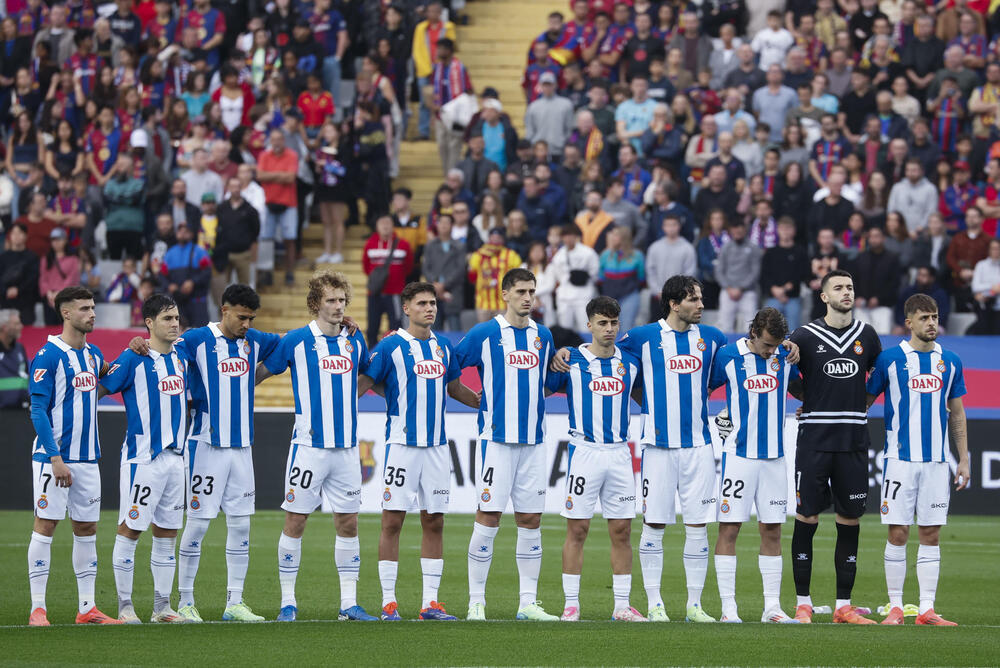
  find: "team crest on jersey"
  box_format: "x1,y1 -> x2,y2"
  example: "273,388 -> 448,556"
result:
37,495 -> 48,509
720,500 -> 730,514
565,496 -> 573,510
853,340 -> 863,355
383,487 -> 392,502
190,496 -> 200,510
481,488 -> 491,502
128,506 -> 140,520
770,358 -> 780,372
87,353 -> 95,369
435,345 -> 444,359
617,362 -> 626,377
343,340 -> 354,354
33,369 -> 46,383
285,489 -> 295,503
936,359 -> 946,373
242,341 -> 251,354
534,336 -> 543,350
359,441 -> 376,483
696,338 -> 706,352
880,502 -> 889,515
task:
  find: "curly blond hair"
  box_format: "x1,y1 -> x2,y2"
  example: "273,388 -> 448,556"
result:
306,270 -> 353,315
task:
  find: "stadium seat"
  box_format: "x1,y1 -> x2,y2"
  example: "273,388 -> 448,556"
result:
94,303 -> 132,330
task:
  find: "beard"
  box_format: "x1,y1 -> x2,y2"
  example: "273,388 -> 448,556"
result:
828,300 -> 853,314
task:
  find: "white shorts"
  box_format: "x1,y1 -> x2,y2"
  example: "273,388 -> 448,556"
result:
476,441 -> 547,514
640,445 -> 718,525
282,445 -> 362,515
119,451 -> 186,531
561,441 -> 637,520
32,460 -> 102,523
186,441 -> 255,519
717,452 -> 788,524
880,458 -> 950,527
381,444 -> 450,514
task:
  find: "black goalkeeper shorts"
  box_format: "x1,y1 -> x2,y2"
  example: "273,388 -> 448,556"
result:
794,448 -> 869,519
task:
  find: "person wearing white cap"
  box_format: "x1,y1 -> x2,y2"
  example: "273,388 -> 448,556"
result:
524,71 -> 574,161
129,127 -> 170,222
467,97 -> 518,170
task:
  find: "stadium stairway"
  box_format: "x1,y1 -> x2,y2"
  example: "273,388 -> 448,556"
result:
255,0 -> 562,407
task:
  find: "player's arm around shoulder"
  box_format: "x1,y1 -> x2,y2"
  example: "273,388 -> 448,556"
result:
454,321 -> 488,370
98,350 -> 136,396
864,349 -> 891,409
257,329 -> 296,385
444,339 -> 480,408
358,336 -> 392,396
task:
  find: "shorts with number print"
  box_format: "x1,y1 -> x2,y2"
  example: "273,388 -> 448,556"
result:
476,441 -> 546,514
880,458 -> 950,527
381,443 -> 450,514
561,441 -> 637,520
118,450 -> 186,531
32,460 -> 101,522
717,452 -> 788,524
281,445 -> 362,515
640,445 -> 718,525
186,440 -> 255,519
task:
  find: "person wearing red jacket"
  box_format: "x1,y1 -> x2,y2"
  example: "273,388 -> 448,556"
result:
363,214 -> 414,344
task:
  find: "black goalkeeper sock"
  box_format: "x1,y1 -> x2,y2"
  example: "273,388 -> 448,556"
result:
835,522 -> 861,600
791,519 -> 818,597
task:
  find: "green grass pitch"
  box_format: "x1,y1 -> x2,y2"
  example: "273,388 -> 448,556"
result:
0,511 -> 997,666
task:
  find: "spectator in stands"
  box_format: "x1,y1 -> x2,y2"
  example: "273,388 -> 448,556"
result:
888,158 -> 938,235
669,12 -> 712,74
421,213 -> 465,331
505,210 -> 532,260
808,227 -> 843,313
646,214 -> 696,317
601,178 -> 644,249
914,212 -> 951,276
752,64 -> 797,143
469,227 -> 522,322
456,133 -> 500,199
894,265 -> 950,335
212,177 -> 260,309
708,24 -> 741,90
752,10 -> 795,71
761,216 -> 808,329
715,218 -> 762,332
969,62 -> 1000,145
621,12 -> 663,82
640,104 -> 683,167
363,214 -> 413,344
705,132 -> 746,193
614,144 -> 650,206
904,15 -> 944,107
38,228 -> 79,325
6,111 -> 43,221
929,45 -> 978,102
723,43 -> 766,99
575,189 -> 615,253
412,1 -> 457,141
0,224 -> 39,325
181,148 -> 224,209
907,118 -> 942,177
948,205 -> 993,312
160,221 -> 211,328
714,89 -> 756,136
972,238 -> 1000,335
468,98 -> 517,171
449,201 -> 483,255
615,76 -> 657,156
524,71 -> 574,162
809,114 -> 850,189
427,37 -> 473,174
939,161 -> 978,233
550,223 -> 599,331
445,168 -> 477,216
648,181 -> 695,244
852,226 -> 900,334
0,308 -> 28,408
806,168 -> 854,242
517,174 -> 559,241
18,192 -> 58,260
103,154 -> 146,260
693,164 -> 739,229
598,224 -> 644,330
390,188 -> 427,273
258,127 -> 300,286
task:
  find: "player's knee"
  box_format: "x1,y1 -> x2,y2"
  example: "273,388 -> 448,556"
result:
917,525 -> 940,546
71,520 -> 97,537
607,519 -> 630,544
150,525 -> 177,538
226,514 -> 251,533
117,523 -> 142,540
514,512 -> 541,530
795,513 -> 819,524
888,524 -> 909,545
334,512 -> 358,537
420,511 -> 444,534
566,520 -> 590,543
32,517 -> 58,537
283,512 -> 309,538
476,510 -> 501,528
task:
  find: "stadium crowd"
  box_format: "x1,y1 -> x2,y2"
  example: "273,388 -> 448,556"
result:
1,0 -> 1000,339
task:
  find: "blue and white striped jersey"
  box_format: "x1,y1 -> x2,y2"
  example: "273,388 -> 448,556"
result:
709,338 -> 797,459
263,321 -> 369,448
176,323 -> 280,448
546,344 -> 641,444
363,329 -> 460,447
455,315 -> 554,445
29,335 -> 104,463
618,320 -> 727,449
866,342 -> 966,463
100,348 -> 188,464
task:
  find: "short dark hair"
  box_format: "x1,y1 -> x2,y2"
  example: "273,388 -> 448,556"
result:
660,275 -> 701,315
502,268 -> 536,291
748,306 -> 788,341
904,293 -> 939,319
820,269 -> 853,292
561,223 -> 583,237
141,293 -> 178,325
54,286 -> 94,315
586,296 -> 620,320
401,281 -> 437,304
221,284 -> 260,310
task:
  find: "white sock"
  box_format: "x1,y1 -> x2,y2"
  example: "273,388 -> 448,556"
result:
916,544 -> 940,614
150,536 -> 176,613
639,525 -> 664,608
715,554 -> 737,617
562,572 -> 581,608
515,527 -> 542,608
884,541 -> 907,609
27,532 -> 52,611
73,534 -> 98,614
421,557 -> 443,608
835,598 -> 851,610
335,535 -> 361,609
467,522 -> 498,606
378,560 -> 398,606
797,595 -> 813,607
277,532 -> 302,608
112,534 -> 138,609
683,526 -> 709,607
225,515 -> 251,606
759,554 -> 783,612
178,517 -> 211,608
612,573 -> 631,610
